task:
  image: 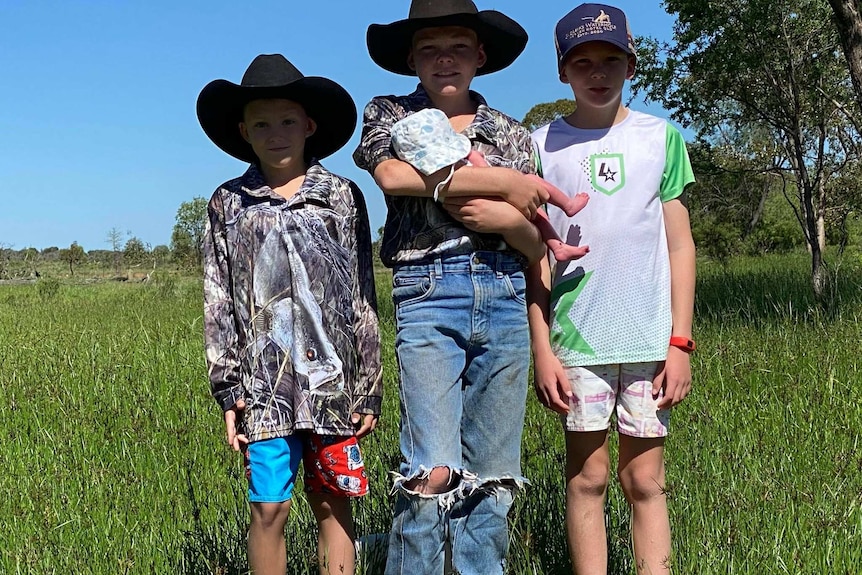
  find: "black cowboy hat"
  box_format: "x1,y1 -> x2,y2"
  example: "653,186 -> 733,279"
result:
196,54 -> 356,163
366,0 -> 528,76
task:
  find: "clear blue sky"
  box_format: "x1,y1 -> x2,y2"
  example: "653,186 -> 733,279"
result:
0,0 -> 677,251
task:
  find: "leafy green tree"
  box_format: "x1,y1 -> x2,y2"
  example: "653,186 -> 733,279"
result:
152,245 -> 171,266
59,242 -> 85,275
522,99 -> 576,131
171,197 -> 207,268
123,236 -> 149,267
633,0 -> 861,299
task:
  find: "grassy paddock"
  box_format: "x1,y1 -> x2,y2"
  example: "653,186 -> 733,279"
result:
1,253 -> 860,574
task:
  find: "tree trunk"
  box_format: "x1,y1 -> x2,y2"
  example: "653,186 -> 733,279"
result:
744,180 -> 770,238
828,0 -> 862,116
817,176 -> 828,254
812,242 -> 826,299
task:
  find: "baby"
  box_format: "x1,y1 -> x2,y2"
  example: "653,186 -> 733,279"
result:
391,108 -> 589,261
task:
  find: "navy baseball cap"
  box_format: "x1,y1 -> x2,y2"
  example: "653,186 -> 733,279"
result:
555,3 -> 636,78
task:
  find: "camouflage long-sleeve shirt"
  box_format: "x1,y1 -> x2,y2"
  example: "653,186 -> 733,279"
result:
353,85 -> 537,267
203,162 -> 382,441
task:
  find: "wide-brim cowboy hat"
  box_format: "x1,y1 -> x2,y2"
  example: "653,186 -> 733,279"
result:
367,0 -> 528,76
196,54 -> 356,163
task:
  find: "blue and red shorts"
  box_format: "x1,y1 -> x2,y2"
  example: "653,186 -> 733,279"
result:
243,433 -> 368,503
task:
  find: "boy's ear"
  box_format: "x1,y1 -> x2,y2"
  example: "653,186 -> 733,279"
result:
476,44 -> 487,69
305,117 -> 317,138
407,49 -> 417,72
239,122 -> 250,143
626,55 -> 636,80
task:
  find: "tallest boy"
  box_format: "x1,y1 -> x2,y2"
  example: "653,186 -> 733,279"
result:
353,1 -> 547,573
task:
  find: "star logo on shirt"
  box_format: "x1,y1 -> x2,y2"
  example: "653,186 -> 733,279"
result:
598,163 -> 617,182
590,153 -> 625,195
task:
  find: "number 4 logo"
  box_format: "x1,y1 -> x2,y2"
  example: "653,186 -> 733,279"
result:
590,153 -> 625,195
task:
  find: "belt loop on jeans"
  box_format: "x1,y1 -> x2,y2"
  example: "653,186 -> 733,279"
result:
494,252 -> 504,278
433,257 -> 443,278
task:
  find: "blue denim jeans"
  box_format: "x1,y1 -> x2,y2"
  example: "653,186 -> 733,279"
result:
385,252 -> 530,575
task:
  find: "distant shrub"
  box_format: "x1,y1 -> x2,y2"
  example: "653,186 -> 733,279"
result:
742,217 -> 803,255
692,218 -> 739,264
35,277 -> 60,300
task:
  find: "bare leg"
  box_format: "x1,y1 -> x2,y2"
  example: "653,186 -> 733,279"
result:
565,431 -> 611,575
526,174 -> 590,217
533,209 -> 589,261
309,493 -> 357,575
618,436 -> 672,575
248,500 -> 292,575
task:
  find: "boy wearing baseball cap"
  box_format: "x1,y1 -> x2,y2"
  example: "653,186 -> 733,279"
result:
197,54 -> 382,575
528,4 -> 696,573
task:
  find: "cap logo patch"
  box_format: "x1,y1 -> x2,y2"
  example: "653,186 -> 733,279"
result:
565,10 -> 617,41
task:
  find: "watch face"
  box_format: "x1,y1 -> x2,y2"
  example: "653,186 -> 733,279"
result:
670,337 -> 695,352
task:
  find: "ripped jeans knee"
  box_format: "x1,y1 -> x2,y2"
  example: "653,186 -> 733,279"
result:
392,465 -> 523,512
402,465 -> 456,494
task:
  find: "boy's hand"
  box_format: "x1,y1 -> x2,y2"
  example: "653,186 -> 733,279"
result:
442,195 -> 524,234
533,352 -> 573,415
224,399 -> 248,451
351,413 -> 378,439
504,170 -> 550,220
653,346 -> 692,409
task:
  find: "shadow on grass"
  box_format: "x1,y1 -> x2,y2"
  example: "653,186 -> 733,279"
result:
177,465 -> 249,575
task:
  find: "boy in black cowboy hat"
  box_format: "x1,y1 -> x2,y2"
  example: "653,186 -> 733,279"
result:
353,1 -> 546,573
197,54 -> 382,575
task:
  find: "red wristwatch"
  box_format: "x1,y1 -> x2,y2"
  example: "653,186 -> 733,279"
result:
669,336 -> 696,353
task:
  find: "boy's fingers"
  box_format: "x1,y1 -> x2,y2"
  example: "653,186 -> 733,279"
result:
229,434 -> 248,452
540,382 -> 569,414
353,414 -> 378,438
550,389 -> 570,414
652,369 -> 665,396
224,401 -> 247,449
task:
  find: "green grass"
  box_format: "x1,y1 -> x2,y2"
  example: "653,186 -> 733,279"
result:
1,252 -> 860,574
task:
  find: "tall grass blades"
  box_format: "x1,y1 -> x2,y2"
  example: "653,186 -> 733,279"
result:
1,253 -> 860,574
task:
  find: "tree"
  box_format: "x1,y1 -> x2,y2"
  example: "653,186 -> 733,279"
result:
827,0 -> 862,118
171,197 -> 207,268
0,243 -> 12,280
151,245 -> 171,266
123,236 -> 149,267
106,227 -> 126,274
522,99 -> 576,131
22,247 -> 40,278
59,242 -> 85,275
633,0 -> 861,299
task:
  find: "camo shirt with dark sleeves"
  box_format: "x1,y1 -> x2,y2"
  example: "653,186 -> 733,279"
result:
353,85 -> 537,267
203,162 -> 382,442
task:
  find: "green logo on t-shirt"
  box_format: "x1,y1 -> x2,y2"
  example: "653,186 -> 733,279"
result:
590,153 -> 625,196
551,271 -> 595,356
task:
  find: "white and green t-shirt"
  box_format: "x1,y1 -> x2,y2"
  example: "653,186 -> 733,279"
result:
531,110 -> 694,367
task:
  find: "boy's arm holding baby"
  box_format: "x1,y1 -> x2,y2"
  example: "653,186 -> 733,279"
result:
365,107 -> 548,263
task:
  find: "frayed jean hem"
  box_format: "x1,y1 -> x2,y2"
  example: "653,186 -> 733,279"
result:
389,467 -> 527,510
